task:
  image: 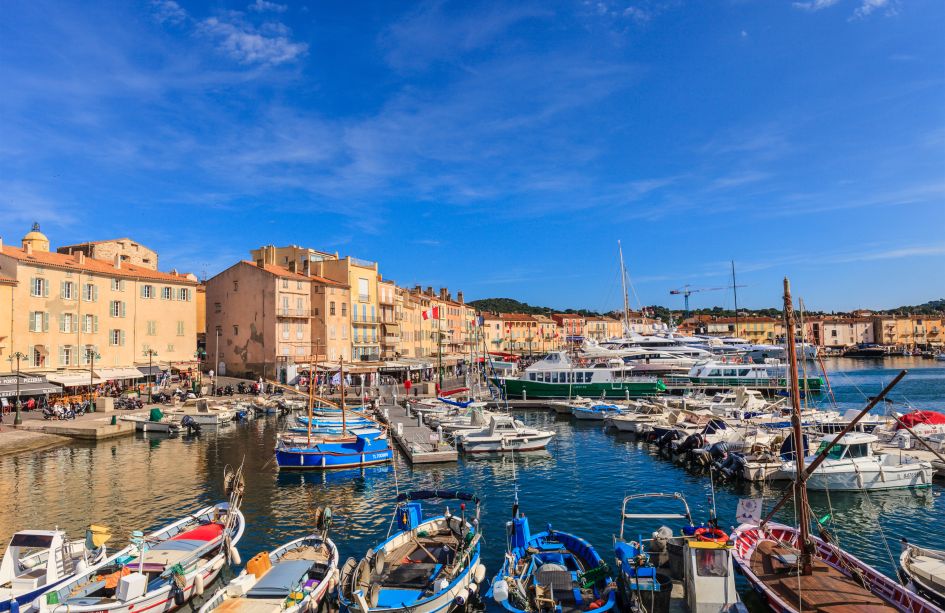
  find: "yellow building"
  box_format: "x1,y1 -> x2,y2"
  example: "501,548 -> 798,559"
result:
0,276 -> 16,361
0,225 -> 198,378
532,314 -> 560,352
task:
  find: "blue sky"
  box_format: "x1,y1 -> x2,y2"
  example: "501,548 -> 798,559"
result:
2,0 -> 943,313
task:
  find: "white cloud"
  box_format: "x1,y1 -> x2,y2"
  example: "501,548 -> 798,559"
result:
623,6 -> 651,23
792,0 -> 841,11
852,0 -> 897,19
151,0 -> 187,24
248,0 -> 287,13
199,16 -> 308,65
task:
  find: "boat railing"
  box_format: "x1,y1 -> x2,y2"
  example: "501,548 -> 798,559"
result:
619,492 -> 693,541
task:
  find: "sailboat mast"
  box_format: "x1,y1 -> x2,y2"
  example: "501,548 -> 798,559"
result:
340,358 -> 346,433
731,261 -> 740,338
783,277 -> 812,576
307,360 -> 314,447
618,241 -> 631,333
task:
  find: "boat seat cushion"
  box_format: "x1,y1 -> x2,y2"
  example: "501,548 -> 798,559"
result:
246,560 -> 313,598
151,539 -> 207,552
170,523 -> 223,542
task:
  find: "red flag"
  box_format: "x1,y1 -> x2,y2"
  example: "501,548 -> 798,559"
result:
422,306 -> 440,320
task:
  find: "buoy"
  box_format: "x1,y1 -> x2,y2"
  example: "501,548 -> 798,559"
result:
195,573 -> 205,596
472,563 -> 486,584
468,583 -> 479,595
229,545 -> 241,565
492,580 -> 509,602
694,527 -> 729,544
454,588 -> 470,606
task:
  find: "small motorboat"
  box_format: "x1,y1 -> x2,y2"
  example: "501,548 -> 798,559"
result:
338,490 -> 485,613
570,403 -> 625,421
121,409 -> 181,434
37,469 -> 246,613
199,508 -> 338,613
489,503 -> 616,613
0,526 -> 110,613
900,541 -> 945,608
454,415 -> 554,453
614,492 -> 745,613
776,432 -> 934,490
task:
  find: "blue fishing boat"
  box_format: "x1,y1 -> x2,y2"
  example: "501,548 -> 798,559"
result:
275,359 -> 393,470
570,403 -> 624,421
338,490 -> 486,613
488,503 -> 617,613
296,415 -> 373,428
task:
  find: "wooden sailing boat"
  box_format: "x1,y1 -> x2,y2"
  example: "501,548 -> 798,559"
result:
274,359 -> 393,470
731,278 -> 938,613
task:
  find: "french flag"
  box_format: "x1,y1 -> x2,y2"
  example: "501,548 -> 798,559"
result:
422,306 -> 440,320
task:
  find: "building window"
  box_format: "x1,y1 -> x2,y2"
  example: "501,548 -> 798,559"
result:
146,320 -> 157,336
161,287 -> 173,300
296,297 -> 304,315
342,326 -> 348,340
358,278 -> 369,302
29,311 -> 48,332
59,345 -> 73,366
329,325 -> 336,340
141,284 -> 154,299
31,277 -> 48,297
61,281 -> 75,300
111,278 -> 124,291
330,301 -> 336,316
32,347 -> 44,367
167,343 -> 174,352
83,283 -> 97,302
110,330 -> 126,346
233,325 -> 239,336
313,307 -> 319,316
282,322 -> 289,339
296,322 -> 304,339
281,279 -> 288,289
214,301 -> 221,314
233,280 -> 239,292
60,313 -> 76,333
297,281 -> 303,290
179,288 -> 191,301
177,321 -> 185,336
83,314 -> 98,334
110,300 -> 126,318
341,303 -> 347,318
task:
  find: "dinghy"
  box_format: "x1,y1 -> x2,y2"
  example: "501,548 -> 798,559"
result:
199,508 -> 338,613
454,415 -> 554,453
489,504 -> 616,613
36,468 -> 246,613
338,490 -> 485,613
1,527 -> 110,613
899,541 -> 945,608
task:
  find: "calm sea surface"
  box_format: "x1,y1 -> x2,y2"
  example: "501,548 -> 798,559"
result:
1,357 -> 942,610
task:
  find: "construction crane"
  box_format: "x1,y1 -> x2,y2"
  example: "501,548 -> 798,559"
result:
670,284 -> 745,319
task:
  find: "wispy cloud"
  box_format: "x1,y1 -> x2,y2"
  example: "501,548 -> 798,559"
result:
852,0 -> 897,19
248,0 -> 287,13
150,0 -> 187,25
198,15 -> 308,65
792,0 -> 842,12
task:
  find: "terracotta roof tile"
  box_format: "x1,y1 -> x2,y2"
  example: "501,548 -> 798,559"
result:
238,261 -> 348,286
1,245 -> 197,285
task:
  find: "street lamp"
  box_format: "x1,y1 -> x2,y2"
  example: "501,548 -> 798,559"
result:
86,348 -> 101,412
143,349 -> 158,403
7,351 -> 26,425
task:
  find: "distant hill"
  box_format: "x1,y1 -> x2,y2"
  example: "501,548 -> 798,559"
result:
467,298 -> 601,317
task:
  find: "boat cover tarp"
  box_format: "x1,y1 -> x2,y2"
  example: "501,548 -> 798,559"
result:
437,396 -> 473,408
438,387 -> 469,397
898,410 -> 945,429
246,560 -> 312,598
397,490 -> 479,503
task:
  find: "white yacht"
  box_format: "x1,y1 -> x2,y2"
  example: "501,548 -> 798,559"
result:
454,414 -> 554,453
777,432 -> 934,490
687,359 -> 824,391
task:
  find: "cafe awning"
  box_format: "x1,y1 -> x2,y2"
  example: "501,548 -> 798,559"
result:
46,372 -> 105,387
136,365 -> 164,377
94,367 -> 146,380
0,374 -> 61,398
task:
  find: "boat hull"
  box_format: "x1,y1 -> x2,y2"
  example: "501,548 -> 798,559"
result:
459,434 -> 553,453
495,377 -> 665,399
776,460 -> 934,490
686,376 -> 823,391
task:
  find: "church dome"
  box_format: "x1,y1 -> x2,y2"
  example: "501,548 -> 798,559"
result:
22,222 -> 50,253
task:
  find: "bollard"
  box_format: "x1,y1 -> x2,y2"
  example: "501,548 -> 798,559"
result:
384,408 -> 390,422
625,389 -> 630,401
397,422 -> 403,437
110,415 -> 117,426
522,389 -> 527,401
417,412 -> 422,428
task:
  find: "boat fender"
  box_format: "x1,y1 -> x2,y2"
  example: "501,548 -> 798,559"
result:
76,558 -> 88,574
492,579 -> 509,602
454,588 -> 470,606
229,546 -> 241,565
588,600 -> 603,609
473,563 -> 487,584
172,584 -> 186,606
195,572 -> 205,596
436,578 -> 449,592
10,599 -> 20,613
468,582 -> 479,595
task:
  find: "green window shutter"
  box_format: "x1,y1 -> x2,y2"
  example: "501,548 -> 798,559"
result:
30,277 -> 36,296
120,302 -> 126,318
43,280 -> 49,297
43,313 -> 49,332
60,281 -> 65,299
93,285 -> 99,301
120,330 -> 126,346
28,313 -> 35,333
27,346 -> 33,366
59,314 -> 65,333
93,315 -> 99,333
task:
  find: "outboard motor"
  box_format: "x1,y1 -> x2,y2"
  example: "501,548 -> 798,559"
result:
657,430 -> 680,449
713,452 -> 747,481
181,415 -> 201,436
681,433 -> 705,453
708,441 -> 729,460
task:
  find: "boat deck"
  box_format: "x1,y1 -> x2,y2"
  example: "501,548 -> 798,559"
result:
749,540 -> 897,612
379,404 -> 457,464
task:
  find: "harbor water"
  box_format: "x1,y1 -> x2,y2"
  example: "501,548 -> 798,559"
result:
1,358 -> 942,611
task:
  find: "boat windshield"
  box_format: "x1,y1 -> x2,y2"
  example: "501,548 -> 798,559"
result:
695,549 -> 730,577
815,441 -> 846,460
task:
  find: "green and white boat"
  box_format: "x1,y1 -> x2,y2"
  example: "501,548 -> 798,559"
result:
493,352 -> 667,399
685,359 -> 824,391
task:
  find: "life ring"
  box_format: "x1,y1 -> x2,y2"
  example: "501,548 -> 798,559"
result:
694,527 -> 728,544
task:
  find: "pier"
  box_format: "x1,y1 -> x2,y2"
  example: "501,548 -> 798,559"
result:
378,403 -> 458,464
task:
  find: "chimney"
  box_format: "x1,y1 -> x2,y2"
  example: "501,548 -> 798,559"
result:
256,259 -> 265,269
113,254 -> 121,269
76,252 -> 85,265
457,291 -> 464,304
426,286 -> 433,296
414,285 -> 422,294
439,287 -> 448,300
25,242 -> 32,256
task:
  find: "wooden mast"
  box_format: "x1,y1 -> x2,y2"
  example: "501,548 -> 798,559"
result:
307,357 -> 314,447
783,277 -> 812,576
340,358 -> 346,434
